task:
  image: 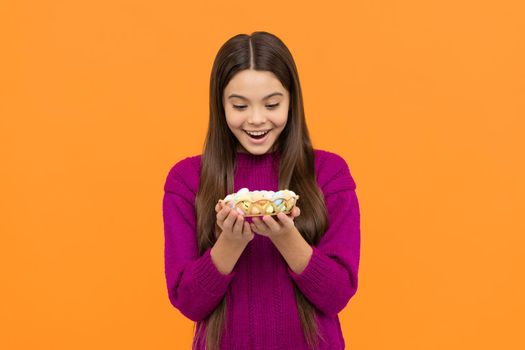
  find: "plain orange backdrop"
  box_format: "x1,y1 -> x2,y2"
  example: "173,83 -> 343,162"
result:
1,0 -> 524,349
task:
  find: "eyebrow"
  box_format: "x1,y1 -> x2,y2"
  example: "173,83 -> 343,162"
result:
227,92 -> 283,100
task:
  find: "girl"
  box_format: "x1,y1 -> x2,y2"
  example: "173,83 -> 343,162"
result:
163,31 -> 361,350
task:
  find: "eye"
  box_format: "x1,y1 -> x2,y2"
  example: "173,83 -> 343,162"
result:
232,103 -> 280,110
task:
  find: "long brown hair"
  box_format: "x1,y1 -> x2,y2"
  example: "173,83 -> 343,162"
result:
193,31 -> 329,350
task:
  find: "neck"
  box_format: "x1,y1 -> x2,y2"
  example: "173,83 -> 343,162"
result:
235,148 -> 281,168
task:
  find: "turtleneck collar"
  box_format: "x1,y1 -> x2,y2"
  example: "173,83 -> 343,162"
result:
235,149 -> 281,168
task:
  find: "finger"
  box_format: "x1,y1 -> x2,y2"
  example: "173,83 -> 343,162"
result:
293,206 -> 300,218
216,205 -> 232,222
233,214 -> 244,234
223,209 -> 238,229
215,202 -> 221,213
277,212 -> 294,230
243,221 -> 254,239
216,219 -> 224,231
262,214 -> 280,231
250,217 -> 259,233
252,216 -> 267,233
244,222 -> 255,240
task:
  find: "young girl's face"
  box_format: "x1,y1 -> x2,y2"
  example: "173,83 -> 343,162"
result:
222,69 -> 290,155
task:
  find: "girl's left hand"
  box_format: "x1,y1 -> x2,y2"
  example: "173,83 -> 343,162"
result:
250,206 -> 301,239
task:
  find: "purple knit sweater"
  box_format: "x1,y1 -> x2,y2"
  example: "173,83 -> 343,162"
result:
162,149 -> 360,349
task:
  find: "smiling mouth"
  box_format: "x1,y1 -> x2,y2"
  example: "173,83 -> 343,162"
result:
244,130 -> 271,139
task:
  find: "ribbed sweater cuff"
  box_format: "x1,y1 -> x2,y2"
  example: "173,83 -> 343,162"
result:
193,248 -> 236,296
287,246 -> 329,287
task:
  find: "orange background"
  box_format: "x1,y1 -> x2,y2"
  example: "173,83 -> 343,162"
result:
1,1 -> 524,349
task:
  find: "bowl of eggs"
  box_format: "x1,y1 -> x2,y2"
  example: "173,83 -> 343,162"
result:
218,187 -> 299,222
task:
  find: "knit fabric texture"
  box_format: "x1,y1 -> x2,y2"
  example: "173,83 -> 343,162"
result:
162,149 -> 361,349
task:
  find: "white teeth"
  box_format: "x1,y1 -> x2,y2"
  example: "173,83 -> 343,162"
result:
245,130 -> 269,136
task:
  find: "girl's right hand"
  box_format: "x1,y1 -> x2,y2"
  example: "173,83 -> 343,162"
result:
215,201 -> 254,245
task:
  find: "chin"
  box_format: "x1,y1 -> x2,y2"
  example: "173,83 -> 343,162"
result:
241,144 -> 273,154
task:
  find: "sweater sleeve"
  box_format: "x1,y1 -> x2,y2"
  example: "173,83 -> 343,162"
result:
163,161 -> 236,322
287,154 -> 361,316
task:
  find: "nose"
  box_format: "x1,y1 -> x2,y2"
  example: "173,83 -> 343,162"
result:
247,106 -> 266,125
